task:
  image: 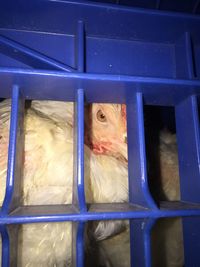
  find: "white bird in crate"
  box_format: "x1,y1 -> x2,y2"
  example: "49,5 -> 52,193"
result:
0,99 -> 184,267
0,99 -> 128,267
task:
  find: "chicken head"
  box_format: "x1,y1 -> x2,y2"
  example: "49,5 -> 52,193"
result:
85,103 -> 127,163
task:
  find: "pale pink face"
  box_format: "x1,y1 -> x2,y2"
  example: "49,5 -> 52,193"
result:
85,104 -> 127,162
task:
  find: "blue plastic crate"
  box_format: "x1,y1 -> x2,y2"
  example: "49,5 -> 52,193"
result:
1,1 -> 200,266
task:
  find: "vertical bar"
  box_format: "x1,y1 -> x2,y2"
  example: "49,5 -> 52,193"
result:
0,225 -> 19,267
73,89 -> 86,211
0,86 -> 23,267
77,89 -> 86,212
2,85 -> 24,214
185,32 -> 195,79
0,226 -> 9,267
130,219 -> 155,267
193,0 -> 200,13
176,95 -> 200,202
127,92 -> 157,209
76,21 -> 85,73
156,0 -> 160,9
72,222 -> 85,267
176,95 -> 200,265
175,32 -> 196,79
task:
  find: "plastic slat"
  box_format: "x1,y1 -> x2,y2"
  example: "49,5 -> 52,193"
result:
76,21 -> 85,72
2,69 -> 200,105
176,95 -> 200,265
175,32 -> 195,79
72,222 -> 85,267
0,226 -> 9,267
73,88 -> 86,266
2,85 -> 24,214
130,219 -> 155,267
127,92 -> 157,209
0,35 -> 76,72
73,89 -> 86,212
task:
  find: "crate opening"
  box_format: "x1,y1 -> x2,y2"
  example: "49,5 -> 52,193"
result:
0,99 -> 74,207
144,105 -> 180,203
151,217 -> 184,267
0,100 -> 128,208
84,103 -> 128,204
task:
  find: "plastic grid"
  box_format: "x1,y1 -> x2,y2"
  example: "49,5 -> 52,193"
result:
0,1 -> 200,266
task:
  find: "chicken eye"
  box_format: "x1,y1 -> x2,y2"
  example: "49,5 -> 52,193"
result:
97,110 -> 107,122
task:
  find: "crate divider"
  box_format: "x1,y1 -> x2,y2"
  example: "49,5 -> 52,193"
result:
72,222 -> 85,267
2,85 -> 24,215
176,94 -> 200,265
76,21 -> 85,73
127,92 -> 157,209
0,35 -> 75,72
130,218 -> 155,267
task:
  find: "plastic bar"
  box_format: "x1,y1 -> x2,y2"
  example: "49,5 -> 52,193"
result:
176,95 -> 200,203
2,68 -> 200,105
72,222 -> 85,267
0,35 -> 76,72
76,21 -> 85,72
0,202 -> 199,224
176,95 -> 200,265
127,92 -> 157,209
77,89 -> 86,212
156,0 -> 160,9
184,32 -> 195,79
130,219 -> 155,267
0,225 -> 19,267
1,85 -> 24,214
73,89 -> 86,212
193,0 -> 200,13
0,226 -> 9,267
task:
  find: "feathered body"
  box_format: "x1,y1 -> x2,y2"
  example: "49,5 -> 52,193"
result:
0,99 -> 128,266
0,99 -> 184,267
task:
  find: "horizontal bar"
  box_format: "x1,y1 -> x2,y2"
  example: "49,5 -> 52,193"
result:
0,202 -> 200,224
1,68 -> 200,105
0,35 -> 76,72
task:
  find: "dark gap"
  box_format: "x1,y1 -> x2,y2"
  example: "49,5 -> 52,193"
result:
144,105 -> 180,203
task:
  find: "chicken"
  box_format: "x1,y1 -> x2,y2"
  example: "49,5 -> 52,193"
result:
84,103 -> 127,163
99,128 -> 183,267
149,130 -> 184,267
0,99 -> 128,266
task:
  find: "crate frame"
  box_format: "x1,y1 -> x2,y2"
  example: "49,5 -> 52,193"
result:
1,1 -> 200,266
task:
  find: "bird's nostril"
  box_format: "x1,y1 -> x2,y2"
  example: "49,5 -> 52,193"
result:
124,136 -> 127,144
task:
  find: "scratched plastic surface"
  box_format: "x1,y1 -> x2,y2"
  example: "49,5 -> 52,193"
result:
0,1 -> 200,266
